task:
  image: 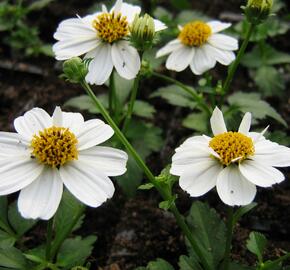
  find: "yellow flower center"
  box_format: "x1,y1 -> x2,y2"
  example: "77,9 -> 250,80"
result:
209,132 -> 255,166
93,12 -> 129,43
178,21 -> 212,47
31,126 -> 78,168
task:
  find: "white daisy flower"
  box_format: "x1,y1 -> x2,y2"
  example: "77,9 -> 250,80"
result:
171,107 -> 290,206
0,107 -> 128,220
156,20 -> 238,75
53,0 -> 166,85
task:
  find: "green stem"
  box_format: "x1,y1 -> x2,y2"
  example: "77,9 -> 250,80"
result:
221,23 -> 255,97
80,81 -> 212,270
222,207 -> 234,270
152,72 -> 211,116
45,218 -> 54,261
109,73 -> 115,115
261,252 -> 290,270
50,206 -> 84,261
122,74 -> 141,132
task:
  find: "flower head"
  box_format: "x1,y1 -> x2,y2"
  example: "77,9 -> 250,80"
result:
0,107 -> 128,220
170,107 -> 290,206
156,20 -> 238,75
53,0 -> 166,85
245,0 -> 273,24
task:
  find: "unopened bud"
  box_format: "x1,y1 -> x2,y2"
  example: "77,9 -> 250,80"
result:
62,57 -> 88,84
244,0 -> 273,24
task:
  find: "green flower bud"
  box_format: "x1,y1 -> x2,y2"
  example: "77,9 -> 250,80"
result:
62,57 -> 88,84
130,14 -> 156,51
244,0 -> 273,24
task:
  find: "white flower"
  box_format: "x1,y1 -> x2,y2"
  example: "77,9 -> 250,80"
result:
156,20 -> 238,75
53,0 -> 166,85
0,107 -> 128,220
170,107 -> 290,206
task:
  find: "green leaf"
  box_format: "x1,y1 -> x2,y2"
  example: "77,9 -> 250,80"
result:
147,258 -> 174,270
131,100 -> 156,119
8,202 -> 37,237
178,255 -> 203,270
182,112 -> 209,133
253,66 -> 285,97
0,230 -> 15,248
158,195 -> 177,211
113,71 -> 134,105
169,0 -> 190,10
0,197 -> 10,233
28,0 -> 54,11
246,231 -> 267,263
57,236 -> 97,268
138,183 -> 154,190
232,203 -> 257,226
0,247 -> 28,269
229,262 -> 255,270
150,85 -> 196,109
186,201 -> 226,269
143,48 -> 165,70
268,131 -> 290,145
227,92 -> 287,126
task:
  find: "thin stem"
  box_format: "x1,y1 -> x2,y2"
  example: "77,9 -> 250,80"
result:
81,81 -> 212,270
222,207 -> 234,270
45,218 -> 54,261
221,23 -> 255,97
152,72 -> 211,116
122,74 -> 141,132
50,206 -> 84,261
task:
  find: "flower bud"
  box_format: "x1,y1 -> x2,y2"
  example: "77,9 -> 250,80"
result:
244,0 -> 273,24
62,57 -> 88,83
130,14 -> 156,51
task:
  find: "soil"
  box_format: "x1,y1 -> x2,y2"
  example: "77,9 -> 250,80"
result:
0,0 -> 290,269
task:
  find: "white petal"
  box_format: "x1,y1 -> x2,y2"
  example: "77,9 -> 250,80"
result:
156,39 -> 183,58
177,135 -> 211,150
165,46 -> 195,72
60,161 -> 114,207
111,41 -> 140,80
77,119 -> 114,151
239,160 -> 285,187
238,112 -> 252,135
111,0 -> 123,13
0,157 -> 43,195
207,21 -> 232,33
210,107 -> 227,135
18,168 -> 63,220
85,44 -> 113,85
154,19 -> 167,32
0,132 -> 29,157
203,44 -> 235,65
208,34 -> 238,51
179,160 -> 222,197
190,46 -> 216,75
78,146 -> 128,176
114,2 -> 141,23
14,108 -> 52,141
216,166 -> 256,206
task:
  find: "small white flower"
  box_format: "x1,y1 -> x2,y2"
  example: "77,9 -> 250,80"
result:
171,107 -> 290,206
156,20 -> 238,75
53,0 -> 166,85
0,107 -> 128,220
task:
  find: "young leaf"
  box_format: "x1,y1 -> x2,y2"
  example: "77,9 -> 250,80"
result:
186,201 -> 226,269
246,231 -> 268,263
232,203 -> 257,226
57,236 -> 97,268
182,112 -> 209,133
0,247 -> 28,269
147,258 -> 174,270
178,255 -> 203,270
138,183 -> 154,190
131,100 -> 156,119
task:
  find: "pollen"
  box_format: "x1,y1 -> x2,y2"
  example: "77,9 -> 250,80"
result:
209,132 -> 255,166
178,21 -> 212,47
31,126 -> 78,168
93,12 -> 129,43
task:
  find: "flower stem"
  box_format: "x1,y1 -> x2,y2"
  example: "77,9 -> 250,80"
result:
122,73 -> 141,132
152,72 -> 211,116
81,81 -> 212,270
45,218 -> 54,261
222,207 -> 234,270
221,23 -> 255,97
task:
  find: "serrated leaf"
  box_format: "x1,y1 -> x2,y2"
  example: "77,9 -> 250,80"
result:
147,258 -> 174,270
8,202 -> 37,237
227,92 -> 287,126
131,100 -> 156,119
246,231 -> 267,263
186,201 -> 226,269
0,247 -> 28,269
150,85 -> 197,109
57,236 -> 97,268
182,112 -> 209,133
0,230 -> 15,248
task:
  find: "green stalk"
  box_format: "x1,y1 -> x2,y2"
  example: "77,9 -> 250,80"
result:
221,23 -> 255,97
80,81 -> 212,270
222,207 -> 234,270
152,72 -> 211,116
45,218 -> 54,261
122,73 -> 141,132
